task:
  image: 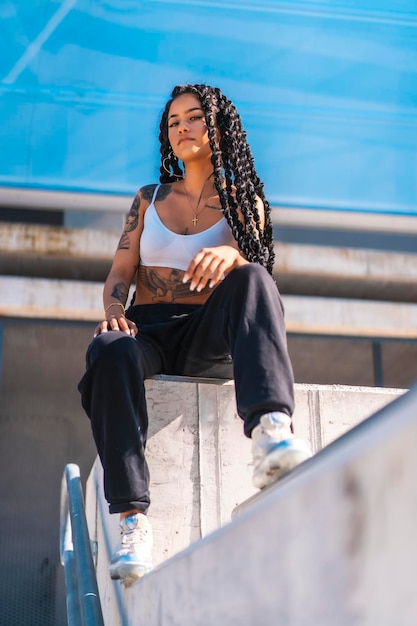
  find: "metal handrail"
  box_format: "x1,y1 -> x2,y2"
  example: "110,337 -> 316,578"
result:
60,463 -> 105,626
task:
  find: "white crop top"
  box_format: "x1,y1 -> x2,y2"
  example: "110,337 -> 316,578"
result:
140,184 -> 236,271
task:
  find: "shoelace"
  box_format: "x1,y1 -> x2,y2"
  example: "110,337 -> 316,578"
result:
121,526 -> 149,548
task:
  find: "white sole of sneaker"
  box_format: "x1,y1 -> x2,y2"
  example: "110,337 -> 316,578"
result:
109,561 -> 153,586
253,439 -> 312,490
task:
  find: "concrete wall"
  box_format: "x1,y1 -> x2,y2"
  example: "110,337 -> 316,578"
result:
137,385 -> 417,626
0,318 -> 97,626
85,379 -> 406,625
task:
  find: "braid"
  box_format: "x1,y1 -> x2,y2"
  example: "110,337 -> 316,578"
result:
159,84 -> 275,274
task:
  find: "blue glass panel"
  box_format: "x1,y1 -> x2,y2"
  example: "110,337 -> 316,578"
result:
1,0 -> 416,214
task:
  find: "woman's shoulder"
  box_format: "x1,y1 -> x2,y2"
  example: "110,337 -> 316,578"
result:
137,182 -> 178,204
137,183 -> 159,203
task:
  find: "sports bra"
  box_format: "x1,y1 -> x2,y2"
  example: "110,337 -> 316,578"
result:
140,184 -> 236,271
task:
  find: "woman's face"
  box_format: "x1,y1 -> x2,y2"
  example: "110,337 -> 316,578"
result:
167,93 -> 212,164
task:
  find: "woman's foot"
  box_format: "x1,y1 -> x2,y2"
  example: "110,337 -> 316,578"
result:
252,412 -> 312,489
109,512 -> 153,587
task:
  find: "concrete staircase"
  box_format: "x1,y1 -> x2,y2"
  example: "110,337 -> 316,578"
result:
1,218 -> 416,625
2,222 -> 417,338
84,378 -> 412,626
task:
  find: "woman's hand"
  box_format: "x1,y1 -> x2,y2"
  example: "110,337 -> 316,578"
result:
93,314 -> 138,338
183,245 -> 248,292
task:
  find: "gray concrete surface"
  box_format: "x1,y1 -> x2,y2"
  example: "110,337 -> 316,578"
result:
1,186 -> 417,236
0,319 -> 97,626
3,275 -> 417,338
87,383 -> 416,626
85,379 -> 406,625
1,222 -> 417,300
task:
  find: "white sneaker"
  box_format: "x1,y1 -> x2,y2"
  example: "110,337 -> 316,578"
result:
252,412 -> 312,489
109,513 -> 153,586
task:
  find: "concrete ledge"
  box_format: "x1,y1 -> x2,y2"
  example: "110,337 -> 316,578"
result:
283,295 -> 417,338
0,222 -> 118,259
271,206 -> 417,234
85,380 -> 406,624
88,382 -> 416,626
278,242 -> 417,282
0,186 -> 132,213
3,274 -> 417,337
0,276 -> 103,321
0,223 -> 117,281
1,222 -> 417,300
2,188 -> 416,234
277,242 -> 417,302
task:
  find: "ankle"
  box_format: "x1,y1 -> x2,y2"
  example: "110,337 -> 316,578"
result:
262,411 -> 291,425
120,509 -> 141,521
255,412 -> 292,435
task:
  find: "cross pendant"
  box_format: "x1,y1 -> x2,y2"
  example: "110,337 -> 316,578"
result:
192,215 -> 198,226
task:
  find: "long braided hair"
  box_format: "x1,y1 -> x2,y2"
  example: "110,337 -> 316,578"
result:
158,84 -> 275,274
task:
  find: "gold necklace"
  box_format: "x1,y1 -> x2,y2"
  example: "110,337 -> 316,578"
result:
182,173 -> 214,226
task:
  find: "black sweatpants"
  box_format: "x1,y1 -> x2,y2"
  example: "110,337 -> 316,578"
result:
78,264 -> 295,514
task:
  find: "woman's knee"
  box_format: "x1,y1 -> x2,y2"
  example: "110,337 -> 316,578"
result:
86,331 -> 138,368
227,263 -> 276,292
225,263 -> 285,314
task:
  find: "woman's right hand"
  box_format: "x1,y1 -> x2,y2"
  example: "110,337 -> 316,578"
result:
93,315 -> 138,338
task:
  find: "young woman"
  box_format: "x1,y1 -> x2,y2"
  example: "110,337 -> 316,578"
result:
78,83 -> 311,586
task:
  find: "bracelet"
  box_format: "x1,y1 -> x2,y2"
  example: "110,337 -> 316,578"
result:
105,302 -> 126,316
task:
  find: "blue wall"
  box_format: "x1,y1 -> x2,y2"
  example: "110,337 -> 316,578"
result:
1,0 -> 416,214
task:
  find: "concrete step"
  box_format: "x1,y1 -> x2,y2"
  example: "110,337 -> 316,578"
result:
1,222 -> 417,301
84,380 -> 407,624
276,242 -> 417,303
0,275 -> 103,321
0,222 -> 117,280
2,275 -> 417,338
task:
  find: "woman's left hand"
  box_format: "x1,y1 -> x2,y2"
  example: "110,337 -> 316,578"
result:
183,245 -> 248,292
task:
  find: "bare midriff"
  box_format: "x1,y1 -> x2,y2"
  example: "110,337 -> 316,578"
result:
133,265 -> 215,305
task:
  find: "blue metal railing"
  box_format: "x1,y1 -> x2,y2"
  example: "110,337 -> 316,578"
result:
60,463 -> 105,626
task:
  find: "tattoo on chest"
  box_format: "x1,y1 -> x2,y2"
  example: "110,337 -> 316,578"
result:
139,266 -> 211,302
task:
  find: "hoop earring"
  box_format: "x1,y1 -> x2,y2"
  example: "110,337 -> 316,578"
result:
162,152 -> 183,178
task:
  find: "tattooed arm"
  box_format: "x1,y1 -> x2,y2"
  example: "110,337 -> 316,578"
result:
94,185 -> 156,337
